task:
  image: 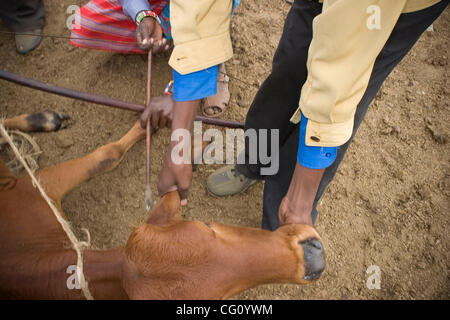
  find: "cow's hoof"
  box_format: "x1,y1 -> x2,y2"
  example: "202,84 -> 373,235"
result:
53,111 -> 70,130
25,110 -> 70,132
57,111 -> 70,121
300,238 -> 326,281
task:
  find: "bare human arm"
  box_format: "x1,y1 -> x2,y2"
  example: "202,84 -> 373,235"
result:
157,100 -> 200,205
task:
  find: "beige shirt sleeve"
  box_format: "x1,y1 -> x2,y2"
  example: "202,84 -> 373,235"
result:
291,0 -> 410,147
168,0 -> 234,75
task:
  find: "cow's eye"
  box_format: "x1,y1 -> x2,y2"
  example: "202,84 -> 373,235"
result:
204,222 -> 212,229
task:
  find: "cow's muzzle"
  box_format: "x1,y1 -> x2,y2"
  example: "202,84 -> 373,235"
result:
300,238 -> 326,281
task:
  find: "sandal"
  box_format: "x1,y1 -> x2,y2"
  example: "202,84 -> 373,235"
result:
202,63 -> 230,118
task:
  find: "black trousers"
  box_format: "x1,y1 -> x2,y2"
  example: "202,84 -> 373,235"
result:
0,0 -> 45,32
236,0 -> 449,231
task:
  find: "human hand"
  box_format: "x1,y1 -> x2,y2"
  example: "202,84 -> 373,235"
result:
157,143 -> 193,206
140,95 -> 174,129
135,17 -> 170,53
278,196 -> 313,226
278,163 -> 326,227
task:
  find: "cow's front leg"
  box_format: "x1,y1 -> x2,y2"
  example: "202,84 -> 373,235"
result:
36,120 -> 146,203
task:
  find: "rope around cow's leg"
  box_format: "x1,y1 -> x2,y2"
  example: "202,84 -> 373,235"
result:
0,124 -> 94,300
0,130 -> 42,174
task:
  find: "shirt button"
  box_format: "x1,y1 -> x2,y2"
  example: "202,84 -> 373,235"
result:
310,136 -> 321,142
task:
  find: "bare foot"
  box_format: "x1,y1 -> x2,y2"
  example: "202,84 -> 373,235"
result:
202,63 -> 230,117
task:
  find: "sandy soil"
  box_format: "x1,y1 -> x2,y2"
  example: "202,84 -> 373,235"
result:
0,0 -> 448,299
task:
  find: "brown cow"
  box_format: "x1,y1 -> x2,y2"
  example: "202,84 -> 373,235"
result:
0,113 -> 325,300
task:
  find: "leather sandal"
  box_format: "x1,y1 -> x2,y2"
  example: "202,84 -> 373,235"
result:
202,63 -> 230,118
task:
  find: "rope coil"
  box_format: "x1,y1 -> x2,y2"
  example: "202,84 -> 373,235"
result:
0,124 -> 94,300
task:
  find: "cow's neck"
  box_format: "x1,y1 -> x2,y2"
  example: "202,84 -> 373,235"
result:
82,248 -> 128,300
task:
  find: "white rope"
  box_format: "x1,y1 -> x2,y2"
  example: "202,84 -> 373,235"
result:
0,130 -> 42,174
0,124 -> 94,300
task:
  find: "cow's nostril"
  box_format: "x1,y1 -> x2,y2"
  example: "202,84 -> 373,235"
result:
310,238 -> 323,250
299,238 -> 326,281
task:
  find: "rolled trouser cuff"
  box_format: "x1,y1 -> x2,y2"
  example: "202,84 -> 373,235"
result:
2,0 -> 45,32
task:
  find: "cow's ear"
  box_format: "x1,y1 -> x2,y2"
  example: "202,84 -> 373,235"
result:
146,191 -> 182,225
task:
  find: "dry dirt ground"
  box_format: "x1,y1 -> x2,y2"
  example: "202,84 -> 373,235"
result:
0,0 -> 448,299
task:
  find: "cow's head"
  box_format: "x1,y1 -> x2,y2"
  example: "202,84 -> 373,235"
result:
122,192 -> 325,300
